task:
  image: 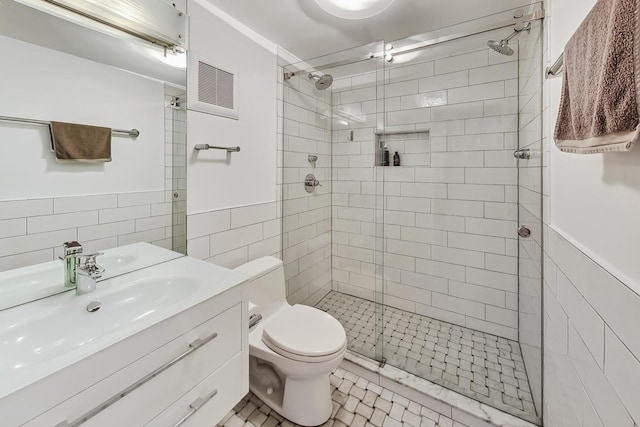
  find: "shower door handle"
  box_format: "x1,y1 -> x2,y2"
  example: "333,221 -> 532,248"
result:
518,225 -> 531,238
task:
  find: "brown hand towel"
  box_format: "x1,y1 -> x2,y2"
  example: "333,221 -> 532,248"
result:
554,0 -> 640,154
49,121 -> 112,163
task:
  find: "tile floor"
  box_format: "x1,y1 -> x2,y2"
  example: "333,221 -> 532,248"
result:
217,368 -> 467,427
315,291 -> 537,421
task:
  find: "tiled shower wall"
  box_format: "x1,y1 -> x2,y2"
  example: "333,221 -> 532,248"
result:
280,69 -> 333,305
331,46 -> 521,340
516,21 -> 543,417
166,90 -> 188,255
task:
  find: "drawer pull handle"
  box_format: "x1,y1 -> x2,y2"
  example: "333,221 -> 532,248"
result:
173,389 -> 218,427
57,332 -> 218,427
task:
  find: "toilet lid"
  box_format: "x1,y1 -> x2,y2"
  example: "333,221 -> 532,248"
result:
262,305 -> 346,359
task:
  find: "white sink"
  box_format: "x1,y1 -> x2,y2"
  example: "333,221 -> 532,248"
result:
2,276 -> 199,372
0,242 -> 183,311
0,256 -> 247,399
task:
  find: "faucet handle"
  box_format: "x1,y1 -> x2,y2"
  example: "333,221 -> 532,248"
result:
78,252 -> 105,278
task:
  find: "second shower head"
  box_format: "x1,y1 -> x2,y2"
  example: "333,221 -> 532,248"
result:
487,22 -> 531,56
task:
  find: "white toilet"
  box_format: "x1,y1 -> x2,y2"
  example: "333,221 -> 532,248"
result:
235,257 -> 347,427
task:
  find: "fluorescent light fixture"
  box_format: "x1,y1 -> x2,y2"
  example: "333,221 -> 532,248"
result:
15,0 -> 186,49
314,0 -> 395,19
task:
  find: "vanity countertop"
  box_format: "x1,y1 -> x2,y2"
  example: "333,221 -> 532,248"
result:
0,256 -> 248,400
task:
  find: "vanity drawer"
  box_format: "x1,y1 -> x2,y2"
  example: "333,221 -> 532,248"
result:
23,303 -> 242,427
145,353 -> 243,427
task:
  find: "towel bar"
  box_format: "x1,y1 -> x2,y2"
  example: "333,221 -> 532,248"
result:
194,144 -> 241,152
546,53 -> 564,79
0,115 -> 140,137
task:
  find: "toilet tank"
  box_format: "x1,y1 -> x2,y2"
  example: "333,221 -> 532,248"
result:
235,256 -> 287,319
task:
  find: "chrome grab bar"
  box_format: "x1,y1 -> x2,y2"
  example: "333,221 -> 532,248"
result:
194,144 -> 241,152
54,332 -> 218,427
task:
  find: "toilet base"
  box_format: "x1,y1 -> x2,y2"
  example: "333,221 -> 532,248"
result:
250,369 -> 333,426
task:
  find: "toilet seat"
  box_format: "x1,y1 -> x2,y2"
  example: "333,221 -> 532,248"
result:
262,305 -> 347,363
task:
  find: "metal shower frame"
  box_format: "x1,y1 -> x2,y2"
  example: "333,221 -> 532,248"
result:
283,7 -> 545,80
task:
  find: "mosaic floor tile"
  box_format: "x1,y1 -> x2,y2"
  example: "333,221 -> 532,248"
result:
217,368 -> 466,427
315,291 -> 537,420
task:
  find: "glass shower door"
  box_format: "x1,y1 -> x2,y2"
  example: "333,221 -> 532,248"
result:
279,42 -> 387,364
378,11 -> 543,423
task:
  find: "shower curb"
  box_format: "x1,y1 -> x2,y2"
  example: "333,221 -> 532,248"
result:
340,351 -> 541,427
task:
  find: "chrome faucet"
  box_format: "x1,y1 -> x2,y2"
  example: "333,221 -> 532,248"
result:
62,241 -> 83,288
61,241 -> 104,295
76,252 -> 105,295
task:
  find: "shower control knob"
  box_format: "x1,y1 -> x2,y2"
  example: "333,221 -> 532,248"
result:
304,174 -> 322,193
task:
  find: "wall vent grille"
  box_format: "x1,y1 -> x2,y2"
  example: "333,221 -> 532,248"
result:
198,61 -> 234,110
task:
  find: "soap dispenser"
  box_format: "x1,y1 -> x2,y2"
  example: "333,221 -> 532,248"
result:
393,151 -> 400,166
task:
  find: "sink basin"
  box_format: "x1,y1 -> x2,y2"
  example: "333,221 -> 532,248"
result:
2,276 -> 199,372
0,256 -> 247,400
0,242 -> 183,311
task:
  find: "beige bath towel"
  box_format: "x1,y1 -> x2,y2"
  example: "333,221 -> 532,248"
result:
554,0 -> 640,153
49,121 -> 112,163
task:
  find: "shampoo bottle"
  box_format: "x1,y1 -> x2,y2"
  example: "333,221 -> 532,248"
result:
393,151 -> 400,166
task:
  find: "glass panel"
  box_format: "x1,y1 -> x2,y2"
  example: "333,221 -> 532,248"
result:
378,7 -> 543,424
280,41 -> 387,362
516,16 -> 544,421
278,4 -> 544,423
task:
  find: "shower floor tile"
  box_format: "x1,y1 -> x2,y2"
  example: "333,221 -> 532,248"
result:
315,291 -> 537,421
217,368 -> 466,427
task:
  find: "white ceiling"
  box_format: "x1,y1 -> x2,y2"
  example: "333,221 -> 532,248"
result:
204,0 -> 534,60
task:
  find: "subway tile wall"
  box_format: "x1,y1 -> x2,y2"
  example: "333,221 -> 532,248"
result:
0,190 -> 174,271
279,67 -> 333,306
543,228 -> 640,427
186,201 -> 281,268
0,94 -> 185,272
166,91 -> 188,254
331,46 -> 520,340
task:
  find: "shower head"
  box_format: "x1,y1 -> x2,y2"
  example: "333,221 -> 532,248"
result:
487,22 -> 531,56
308,73 -> 334,90
487,39 -> 515,56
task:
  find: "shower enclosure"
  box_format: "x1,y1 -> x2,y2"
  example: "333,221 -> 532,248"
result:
279,4 -> 544,424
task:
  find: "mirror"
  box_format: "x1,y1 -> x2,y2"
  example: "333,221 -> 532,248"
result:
0,0 -> 187,309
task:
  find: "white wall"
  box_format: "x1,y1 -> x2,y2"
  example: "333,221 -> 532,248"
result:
548,0 -> 640,293
186,0 -> 277,215
184,0 -> 282,273
0,35 -> 165,200
544,0 -> 640,425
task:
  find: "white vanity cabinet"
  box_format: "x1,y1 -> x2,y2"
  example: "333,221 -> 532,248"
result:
0,276 -> 248,427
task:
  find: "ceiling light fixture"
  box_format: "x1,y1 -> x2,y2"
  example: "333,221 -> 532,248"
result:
314,0 -> 395,20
